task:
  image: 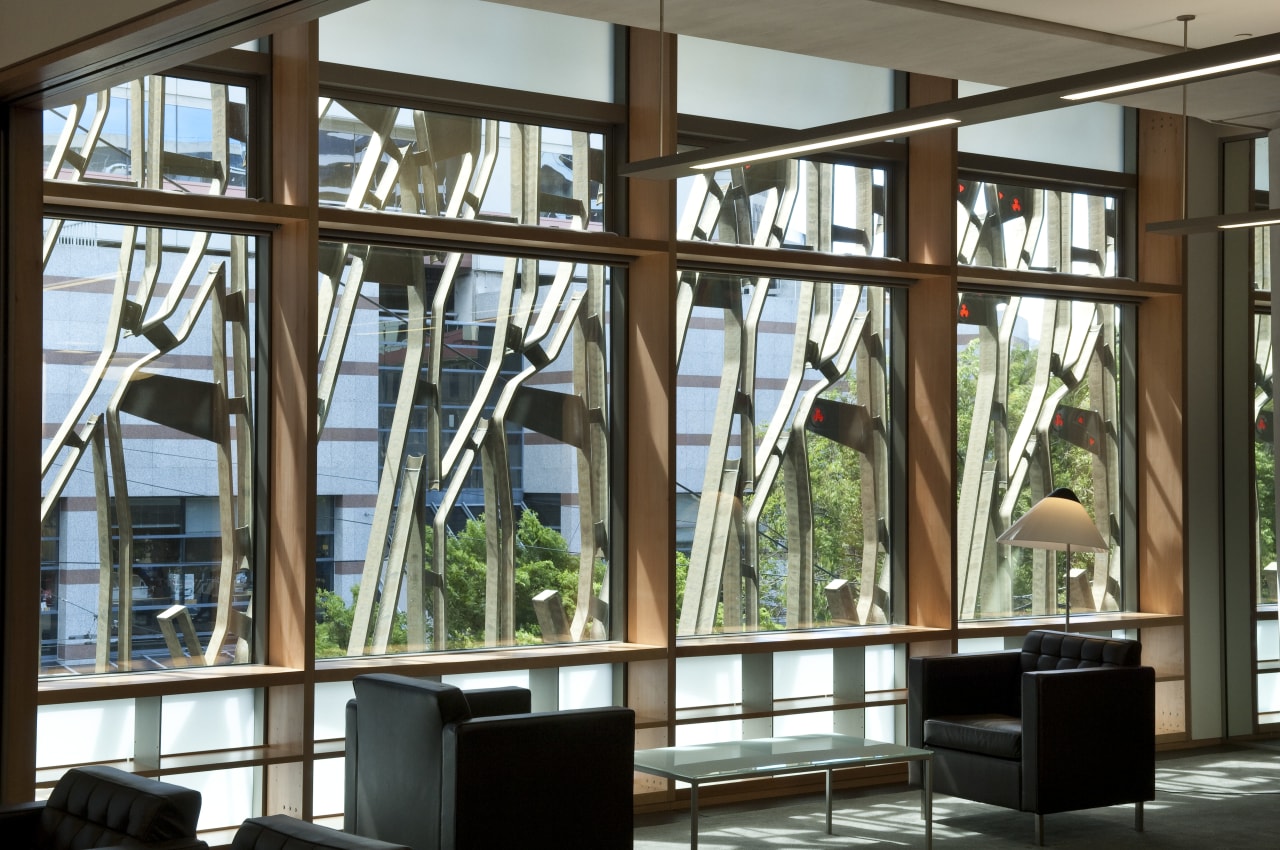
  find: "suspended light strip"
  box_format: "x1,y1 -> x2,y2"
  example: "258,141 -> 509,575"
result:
691,118 -> 961,171
1061,52 -> 1280,101
1220,217 -> 1280,230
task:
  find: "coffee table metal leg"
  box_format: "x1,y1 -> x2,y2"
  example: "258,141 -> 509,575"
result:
826,768 -> 834,834
922,757 -> 933,850
690,781 -> 699,850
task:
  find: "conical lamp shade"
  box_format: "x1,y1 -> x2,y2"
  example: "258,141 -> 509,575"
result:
996,487 -> 1108,553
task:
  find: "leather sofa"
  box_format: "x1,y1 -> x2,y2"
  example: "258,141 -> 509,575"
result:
908,629 -> 1155,845
344,673 -> 635,850
0,764 -> 207,850
232,815 -> 408,850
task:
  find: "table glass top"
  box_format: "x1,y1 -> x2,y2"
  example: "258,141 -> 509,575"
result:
633,734 -> 931,783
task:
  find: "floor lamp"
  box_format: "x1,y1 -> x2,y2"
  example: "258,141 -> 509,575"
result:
996,487 -> 1108,631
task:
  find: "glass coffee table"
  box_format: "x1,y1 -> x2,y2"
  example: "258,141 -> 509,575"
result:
634,733 -> 933,849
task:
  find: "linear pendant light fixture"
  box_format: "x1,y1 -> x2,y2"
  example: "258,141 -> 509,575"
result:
621,30 -> 1280,181
1060,51 -> 1280,101
693,118 -> 961,171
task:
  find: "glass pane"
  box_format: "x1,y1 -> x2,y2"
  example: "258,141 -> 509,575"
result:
41,220 -> 258,675
676,656 -> 741,710
314,681 -> 355,740
313,757 -> 346,818
43,76 -> 252,196
37,700 -> 134,767
774,649 -> 830,700
316,244 -> 612,656
1254,137 -> 1271,292
678,159 -> 890,257
1255,312 -> 1276,605
319,0 -> 614,103
676,275 -> 894,635
319,99 -> 604,229
957,294 -> 1125,621
679,36 -> 893,128
958,81 -> 1124,172
957,178 -> 1118,275
169,767 -> 255,831
560,664 -> 613,708
161,691 -> 257,754
774,711 -> 832,736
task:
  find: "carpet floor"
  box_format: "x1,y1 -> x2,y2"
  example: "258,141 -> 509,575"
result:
633,740 -> 1280,848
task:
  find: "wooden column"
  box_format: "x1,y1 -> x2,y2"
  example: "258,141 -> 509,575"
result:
905,74 -> 958,652
266,21 -> 319,818
1135,109 -> 1186,619
1135,109 -> 1188,740
625,26 -> 677,763
0,104 -> 42,804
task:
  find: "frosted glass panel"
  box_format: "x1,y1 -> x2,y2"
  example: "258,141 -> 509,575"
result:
774,711 -> 832,736
313,757 -> 346,817
958,637 -> 1007,654
443,670 -> 530,690
560,664 -> 613,708
866,705 -> 897,742
1258,619 -> 1278,662
958,82 -> 1124,172
319,0 -> 612,102
676,656 -> 741,708
37,700 -> 133,767
161,690 -> 256,754
774,650 -> 830,700
679,36 -> 892,128
170,767 -> 255,831
1259,672 -> 1280,714
1257,137 -> 1270,191
314,681 -> 356,739
675,720 -> 742,746
866,644 -> 897,690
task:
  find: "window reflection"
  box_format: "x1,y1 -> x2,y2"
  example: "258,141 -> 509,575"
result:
675,274 -> 894,634
956,293 -> 1124,620
316,243 -> 612,654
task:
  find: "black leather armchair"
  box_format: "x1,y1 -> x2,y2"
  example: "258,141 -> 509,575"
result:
0,765 -> 207,850
344,673 -> 635,850
232,815 -> 408,850
908,630 -> 1155,845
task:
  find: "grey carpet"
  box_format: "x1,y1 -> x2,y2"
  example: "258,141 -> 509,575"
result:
634,741 -> 1280,848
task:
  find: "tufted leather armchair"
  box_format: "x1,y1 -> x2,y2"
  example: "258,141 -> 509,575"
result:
908,630 -> 1156,845
231,815 -> 408,850
0,765 -> 207,850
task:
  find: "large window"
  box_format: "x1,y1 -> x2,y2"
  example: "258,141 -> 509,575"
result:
1255,312 -> 1276,605
956,292 -> 1129,620
675,273 -> 897,635
315,243 -> 613,655
957,177 -> 1119,275
43,76 -> 252,197
678,158 -> 892,256
318,98 -> 604,228
40,219 -> 259,674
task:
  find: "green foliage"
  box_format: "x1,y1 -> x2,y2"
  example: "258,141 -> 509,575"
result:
317,509 -> 586,654
1256,404 -> 1276,602
956,320 -> 1111,613
315,584 -> 407,658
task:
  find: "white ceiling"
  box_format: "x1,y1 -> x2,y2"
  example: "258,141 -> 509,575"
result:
492,0 -> 1280,130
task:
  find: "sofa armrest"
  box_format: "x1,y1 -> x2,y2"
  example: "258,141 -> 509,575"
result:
442,707 -> 635,849
1021,665 -> 1156,814
461,686 -> 531,717
0,800 -> 43,848
908,651 -> 1022,748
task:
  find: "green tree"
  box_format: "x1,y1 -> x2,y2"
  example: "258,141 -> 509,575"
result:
317,508 -> 588,654
956,320 -> 1110,613
315,584 -> 407,658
